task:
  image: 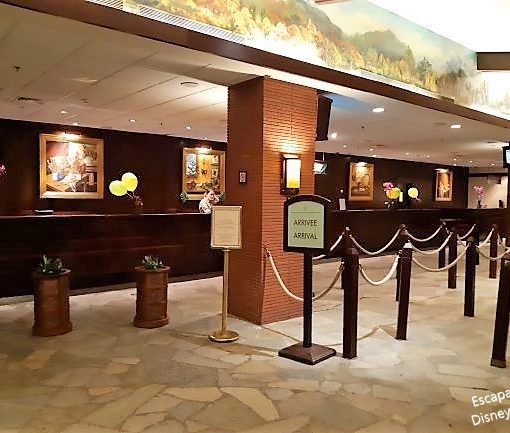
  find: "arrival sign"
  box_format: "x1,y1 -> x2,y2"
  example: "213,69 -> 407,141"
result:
284,195 -> 331,253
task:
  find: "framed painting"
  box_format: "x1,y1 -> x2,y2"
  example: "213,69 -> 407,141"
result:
348,162 -> 374,201
39,133 -> 104,199
435,169 -> 453,202
182,147 -> 225,200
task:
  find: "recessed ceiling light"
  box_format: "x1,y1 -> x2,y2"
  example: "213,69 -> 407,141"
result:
180,81 -> 199,88
371,154 -> 378,157
129,119 -> 136,123
453,158 -> 457,161
453,163 -> 457,166
330,132 -> 338,139
450,124 -> 462,129
342,144 -> 348,148
426,155 -> 430,158
372,107 -> 385,113
405,152 -> 410,155
60,110 -> 67,114
469,160 -> 474,163
491,163 -> 495,166
72,122 -> 79,126
185,126 -> 191,130
369,147 -> 374,151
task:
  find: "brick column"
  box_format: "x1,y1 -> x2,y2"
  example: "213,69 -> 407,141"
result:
226,77 -> 317,324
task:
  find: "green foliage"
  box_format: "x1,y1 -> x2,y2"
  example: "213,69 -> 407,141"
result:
142,255 -> 165,270
180,191 -> 189,203
38,255 -> 65,275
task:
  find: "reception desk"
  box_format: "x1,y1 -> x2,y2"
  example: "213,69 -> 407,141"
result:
0,213 -> 222,298
0,208 -> 506,298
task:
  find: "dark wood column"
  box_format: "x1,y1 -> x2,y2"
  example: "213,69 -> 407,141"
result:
226,77 -> 317,324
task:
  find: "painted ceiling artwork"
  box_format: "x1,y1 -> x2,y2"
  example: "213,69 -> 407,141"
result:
93,0 -> 510,119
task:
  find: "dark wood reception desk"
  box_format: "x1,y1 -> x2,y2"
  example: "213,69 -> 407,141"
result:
0,208 -> 507,298
0,213 -> 223,298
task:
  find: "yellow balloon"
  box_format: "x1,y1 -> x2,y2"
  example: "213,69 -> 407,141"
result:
121,172 -> 138,192
388,187 -> 400,200
408,187 -> 419,199
109,180 -> 127,197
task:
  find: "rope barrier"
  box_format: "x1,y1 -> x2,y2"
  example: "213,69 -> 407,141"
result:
407,225 -> 442,243
313,234 -> 343,260
477,245 -> 510,261
478,228 -> 494,248
265,249 -> 342,302
411,233 -> 452,256
459,224 -> 477,241
359,255 -> 399,286
349,229 -> 400,256
412,246 -> 468,272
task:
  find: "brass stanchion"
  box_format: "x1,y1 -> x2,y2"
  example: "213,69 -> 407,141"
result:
209,249 -> 239,343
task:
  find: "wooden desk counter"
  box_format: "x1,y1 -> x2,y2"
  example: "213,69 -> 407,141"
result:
0,212 -> 222,298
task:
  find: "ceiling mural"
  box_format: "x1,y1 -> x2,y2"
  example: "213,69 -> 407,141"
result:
103,0 -> 510,119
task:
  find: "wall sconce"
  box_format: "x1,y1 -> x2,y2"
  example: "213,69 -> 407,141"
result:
281,154 -> 301,195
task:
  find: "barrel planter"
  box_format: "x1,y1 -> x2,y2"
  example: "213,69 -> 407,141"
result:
32,270 -> 73,337
133,266 -> 170,328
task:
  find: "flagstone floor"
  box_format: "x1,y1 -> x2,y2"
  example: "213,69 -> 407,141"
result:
1,251 -> 510,433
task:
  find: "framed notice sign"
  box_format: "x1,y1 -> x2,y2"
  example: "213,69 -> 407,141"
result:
211,206 -> 242,249
284,195 -> 331,254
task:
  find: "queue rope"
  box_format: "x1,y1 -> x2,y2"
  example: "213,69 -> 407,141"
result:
459,224 -> 477,241
412,245 -> 468,272
314,233 -> 344,260
478,228 -> 495,248
477,244 -> 510,261
265,249 -> 343,302
407,225 -> 442,243
411,233 -> 452,256
349,229 -> 400,256
359,255 -> 399,286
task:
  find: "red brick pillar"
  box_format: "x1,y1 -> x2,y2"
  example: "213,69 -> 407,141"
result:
226,77 -> 317,324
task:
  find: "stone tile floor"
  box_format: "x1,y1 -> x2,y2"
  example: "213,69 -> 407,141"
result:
1,251 -> 510,432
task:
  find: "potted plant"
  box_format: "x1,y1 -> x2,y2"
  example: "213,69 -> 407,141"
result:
133,256 -> 170,328
32,255 -> 72,337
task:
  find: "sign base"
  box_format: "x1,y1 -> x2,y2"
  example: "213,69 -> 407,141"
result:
491,358 -> 506,368
209,330 -> 239,343
278,342 -> 336,365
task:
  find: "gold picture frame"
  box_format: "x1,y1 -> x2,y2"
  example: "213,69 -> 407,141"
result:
39,133 -> 104,199
435,169 -> 453,202
348,162 -> 374,201
182,147 -> 225,200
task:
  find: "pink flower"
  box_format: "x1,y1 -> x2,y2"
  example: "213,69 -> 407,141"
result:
382,181 -> 393,191
0,164 -> 5,178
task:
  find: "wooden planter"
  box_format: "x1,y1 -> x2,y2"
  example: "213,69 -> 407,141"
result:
33,270 -> 73,337
133,266 -> 170,328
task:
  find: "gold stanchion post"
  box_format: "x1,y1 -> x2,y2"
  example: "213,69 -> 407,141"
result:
209,249 -> 239,343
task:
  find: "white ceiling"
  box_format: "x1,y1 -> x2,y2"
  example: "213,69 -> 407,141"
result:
0,3 -> 508,168
366,0 -> 510,52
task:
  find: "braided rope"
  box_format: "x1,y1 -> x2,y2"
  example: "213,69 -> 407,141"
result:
459,224 -> 477,241
478,228 -> 495,248
412,246 -> 468,272
265,249 -> 342,302
411,233 -> 452,256
477,245 -> 510,261
314,233 -> 343,260
407,225 -> 442,243
349,229 -> 400,256
359,255 -> 399,286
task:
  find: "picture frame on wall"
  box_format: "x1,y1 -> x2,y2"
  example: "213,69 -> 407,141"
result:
182,147 -> 225,200
39,133 -> 104,199
435,169 -> 453,202
348,162 -> 374,201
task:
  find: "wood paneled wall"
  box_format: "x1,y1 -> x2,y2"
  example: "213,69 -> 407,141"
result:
0,119 -> 226,215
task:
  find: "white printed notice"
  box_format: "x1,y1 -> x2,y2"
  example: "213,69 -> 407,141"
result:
211,206 -> 242,249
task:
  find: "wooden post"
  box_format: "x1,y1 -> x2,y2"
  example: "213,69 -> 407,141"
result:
491,254 -> 510,368
489,224 -> 499,279
396,244 -> 413,340
464,237 -> 476,318
342,247 -> 359,359
341,227 -> 352,258
474,224 -> 480,266
438,222 -> 448,268
448,228 -> 458,289
395,225 -> 408,302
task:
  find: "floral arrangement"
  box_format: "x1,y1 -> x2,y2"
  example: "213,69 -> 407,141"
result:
473,185 -> 484,199
383,181 -> 400,208
0,164 -> 6,179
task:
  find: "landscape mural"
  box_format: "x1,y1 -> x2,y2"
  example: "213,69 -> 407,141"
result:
119,0 -> 510,118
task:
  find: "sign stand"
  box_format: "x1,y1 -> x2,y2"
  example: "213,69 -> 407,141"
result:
209,206 -> 242,343
209,249 -> 239,343
278,195 -> 336,365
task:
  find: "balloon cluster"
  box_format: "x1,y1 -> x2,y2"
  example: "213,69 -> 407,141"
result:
109,172 -> 138,197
